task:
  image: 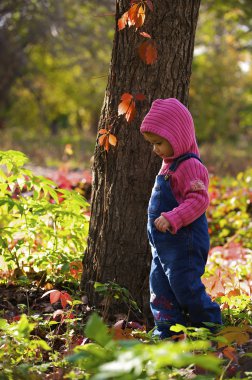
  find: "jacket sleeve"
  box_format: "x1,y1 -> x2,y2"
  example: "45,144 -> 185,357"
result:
161,160 -> 210,234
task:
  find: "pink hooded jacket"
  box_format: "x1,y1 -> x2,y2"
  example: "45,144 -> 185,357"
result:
140,98 -> 209,234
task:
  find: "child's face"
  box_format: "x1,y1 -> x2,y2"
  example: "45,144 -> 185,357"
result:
143,132 -> 174,158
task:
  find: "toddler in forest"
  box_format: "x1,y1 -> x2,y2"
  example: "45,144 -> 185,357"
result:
140,98 -> 222,339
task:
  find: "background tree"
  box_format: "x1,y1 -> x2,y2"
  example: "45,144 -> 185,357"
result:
0,0 -> 113,135
1,0 -> 251,172
190,0 -> 252,173
82,0 -> 201,320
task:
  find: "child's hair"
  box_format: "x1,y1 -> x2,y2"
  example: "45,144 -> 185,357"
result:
140,98 -> 199,157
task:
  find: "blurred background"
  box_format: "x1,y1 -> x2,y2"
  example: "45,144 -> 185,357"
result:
0,0 -> 251,175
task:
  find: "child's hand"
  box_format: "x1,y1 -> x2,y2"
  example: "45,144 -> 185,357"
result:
154,216 -> 171,233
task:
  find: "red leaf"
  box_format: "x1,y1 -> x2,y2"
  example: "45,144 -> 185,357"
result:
60,291 -> 72,308
202,272 -> 225,298
41,289 -> 61,304
223,242 -> 245,260
134,93 -> 146,101
118,11 -> 128,31
50,290 -> 61,304
146,0 -> 154,11
12,315 -> 21,322
138,39 -> 158,64
130,0 -> 139,5
140,31 -> 151,38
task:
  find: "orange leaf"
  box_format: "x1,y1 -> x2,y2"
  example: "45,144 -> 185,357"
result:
140,32 -> 151,38
118,11 -> 128,31
98,129 -> 108,135
44,282 -> 54,290
125,102 -> 136,122
222,347 -> 238,363
50,290 -> 61,304
119,93 -> 133,108
122,93 -> 133,100
70,261 -> 83,279
226,289 -> 240,297
118,93 -> 136,122
109,134 -> 117,146
104,137 -> 110,152
128,4 -> 145,29
138,40 -> 158,64
135,5 -> 145,29
128,4 -> 139,25
110,326 -> 134,340
98,134 -> 107,147
60,291 -> 72,308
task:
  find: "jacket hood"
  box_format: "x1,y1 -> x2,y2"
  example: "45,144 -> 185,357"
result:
140,98 -> 199,162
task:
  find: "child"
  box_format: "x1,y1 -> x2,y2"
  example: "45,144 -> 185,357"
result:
140,98 -> 222,339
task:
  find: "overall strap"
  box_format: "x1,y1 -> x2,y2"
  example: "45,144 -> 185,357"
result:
170,153 -> 202,172
165,153 -> 202,180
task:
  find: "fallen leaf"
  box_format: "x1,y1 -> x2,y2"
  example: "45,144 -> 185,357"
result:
60,291 -> 72,308
217,326 -> 251,348
222,346 -> 238,362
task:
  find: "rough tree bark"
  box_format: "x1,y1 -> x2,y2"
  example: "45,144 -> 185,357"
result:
82,0 -> 201,322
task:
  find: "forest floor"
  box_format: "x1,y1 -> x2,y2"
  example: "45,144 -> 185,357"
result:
0,156 -> 252,379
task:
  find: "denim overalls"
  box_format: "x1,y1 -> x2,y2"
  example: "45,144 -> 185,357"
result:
147,153 -> 222,338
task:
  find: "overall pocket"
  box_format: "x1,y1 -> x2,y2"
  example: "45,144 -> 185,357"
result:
148,184 -> 161,214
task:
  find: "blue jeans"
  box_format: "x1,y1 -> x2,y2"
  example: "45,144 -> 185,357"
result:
147,154 -> 222,339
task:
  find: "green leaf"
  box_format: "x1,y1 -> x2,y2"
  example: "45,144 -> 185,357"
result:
0,318 -> 9,330
17,314 -> 35,337
34,339 -> 52,351
192,354 -> 221,373
84,313 -> 112,347
170,324 -> 187,333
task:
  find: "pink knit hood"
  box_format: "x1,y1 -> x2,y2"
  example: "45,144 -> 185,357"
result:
140,98 -> 199,162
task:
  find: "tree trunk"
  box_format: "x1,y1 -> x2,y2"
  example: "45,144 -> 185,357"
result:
82,0 -> 201,323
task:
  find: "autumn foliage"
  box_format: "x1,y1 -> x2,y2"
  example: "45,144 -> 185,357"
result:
98,127 -> 117,152
98,0 -> 156,152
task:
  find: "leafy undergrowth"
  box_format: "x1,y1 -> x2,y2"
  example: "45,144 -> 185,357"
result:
0,150 -> 252,380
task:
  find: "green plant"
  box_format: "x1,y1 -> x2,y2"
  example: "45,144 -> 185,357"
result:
67,313 -> 222,380
0,150 -> 89,284
94,281 -> 141,321
0,314 -> 51,378
208,169 -> 252,248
